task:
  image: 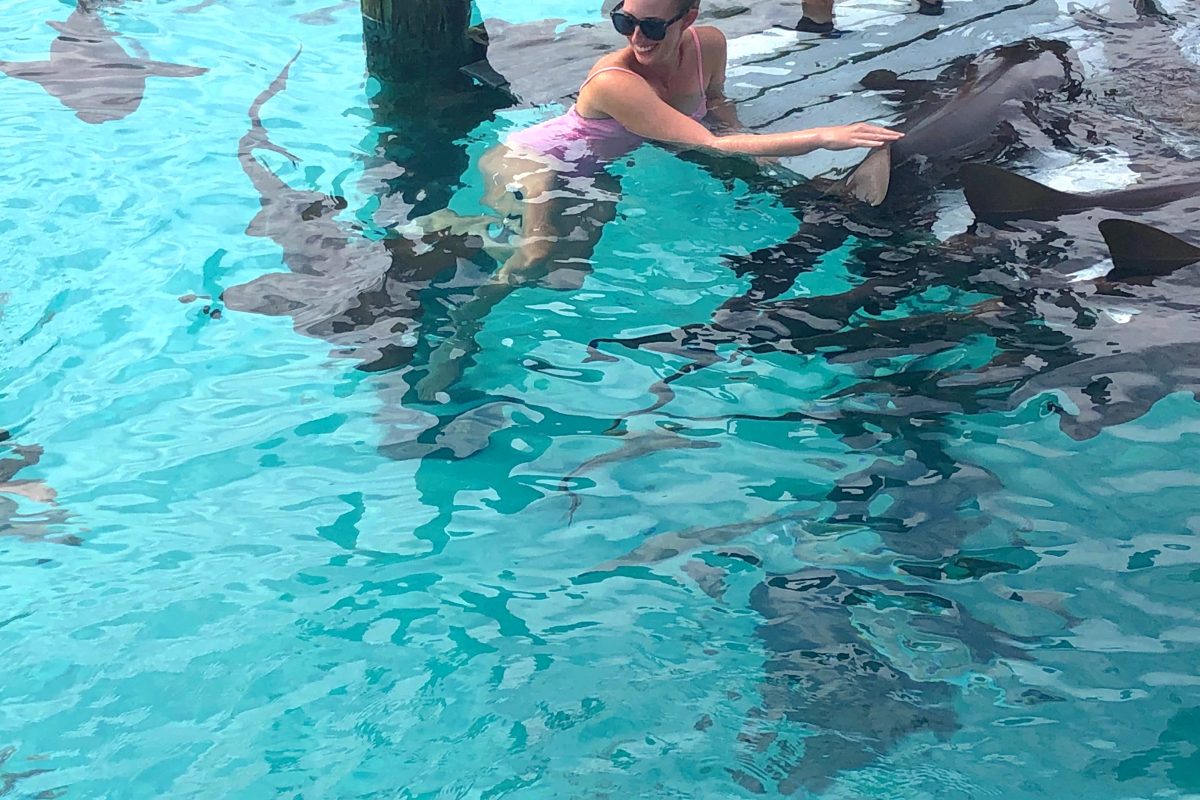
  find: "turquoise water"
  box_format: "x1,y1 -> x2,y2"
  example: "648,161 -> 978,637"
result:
2,0 -> 1200,797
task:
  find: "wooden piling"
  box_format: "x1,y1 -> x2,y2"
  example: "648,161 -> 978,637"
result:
361,0 -> 484,81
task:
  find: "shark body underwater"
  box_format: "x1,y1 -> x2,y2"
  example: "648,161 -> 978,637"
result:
585,36 -> 1081,368
221,55 -> 580,462
581,519 -> 1037,794
830,38 -> 1077,208
0,2 -> 206,124
580,21 -> 1200,441
960,163 -> 1200,277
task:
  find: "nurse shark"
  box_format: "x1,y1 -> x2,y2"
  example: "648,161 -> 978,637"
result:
221,55 -> 550,462
0,2 -> 206,124
0,430 -> 76,546
581,524 -> 1032,793
826,38 -> 1077,207
960,163 -> 1200,277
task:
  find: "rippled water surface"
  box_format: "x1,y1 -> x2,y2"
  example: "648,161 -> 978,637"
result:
2,0 -> 1200,797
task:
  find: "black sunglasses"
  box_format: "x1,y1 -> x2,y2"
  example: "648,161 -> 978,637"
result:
610,1 -> 691,41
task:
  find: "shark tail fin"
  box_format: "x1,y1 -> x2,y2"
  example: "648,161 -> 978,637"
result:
245,48 -> 303,164
959,163 -> 1080,221
841,145 -> 892,206
1099,219 -> 1200,280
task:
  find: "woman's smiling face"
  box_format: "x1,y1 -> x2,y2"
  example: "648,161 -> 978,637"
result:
617,0 -> 696,66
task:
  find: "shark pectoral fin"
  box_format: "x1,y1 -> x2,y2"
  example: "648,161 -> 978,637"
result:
959,163 -> 1078,221
0,60 -> 48,80
1099,219 -> 1200,281
845,145 -> 891,206
141,60 -> 208,78
46,20 -> 85,36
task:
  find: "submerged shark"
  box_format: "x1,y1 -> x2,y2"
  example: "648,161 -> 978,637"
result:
1069,0 -> 1200,160
828,38 -> 1077,207
0,3 -> 207,124
222,53 -> 492,371
221,55 -> 542,461
583,521 -> 1029,793
728,566 -> 1026,794
961,163 -> 1200,277
0,430 -> 76,546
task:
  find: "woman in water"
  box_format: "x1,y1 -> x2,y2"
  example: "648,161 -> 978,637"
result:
415,0 -> 902,398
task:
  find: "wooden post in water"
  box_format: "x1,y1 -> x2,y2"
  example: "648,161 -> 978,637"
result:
357,0 -> 504,219
360,0 -> 483,81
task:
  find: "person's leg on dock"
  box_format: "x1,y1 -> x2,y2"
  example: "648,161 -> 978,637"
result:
793,0 -> 944,33
795,0 -> 836,34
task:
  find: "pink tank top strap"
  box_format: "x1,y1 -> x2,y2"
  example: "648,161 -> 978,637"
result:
578,66 -> 640,92
690,27 -> 705,92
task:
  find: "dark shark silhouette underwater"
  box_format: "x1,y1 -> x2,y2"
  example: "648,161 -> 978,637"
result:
0,1 -> 206,124
580,20 -> 1200,441
0,429 -> 76,545
961,163 -> 1200,277
580,516 -> 1036,793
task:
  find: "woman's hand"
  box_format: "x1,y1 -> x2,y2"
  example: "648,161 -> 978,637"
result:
814,123 -> 904,151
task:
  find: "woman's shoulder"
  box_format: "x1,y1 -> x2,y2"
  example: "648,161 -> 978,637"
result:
694,25 -> 727,49
588,49 -> 637,76
693,25 -> 728,68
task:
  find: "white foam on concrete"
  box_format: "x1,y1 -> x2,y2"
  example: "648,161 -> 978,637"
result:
1102,306 -> 1139,324
1028,148 -> 1141,193
829,3 -> 908,32
726,28 -> 805,62
727,65 -> 793,79
1175,22 -> 1200,67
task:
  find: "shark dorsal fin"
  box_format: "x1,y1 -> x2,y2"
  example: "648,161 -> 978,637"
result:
1099,219 -> 1200,281
845,145 -> 892,206
960,163 -> 1082,221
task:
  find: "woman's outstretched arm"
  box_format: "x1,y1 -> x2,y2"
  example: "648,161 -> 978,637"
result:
583,69 -> 902,158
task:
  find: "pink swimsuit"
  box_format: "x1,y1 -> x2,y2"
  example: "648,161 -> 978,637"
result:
505,27 -> 708,173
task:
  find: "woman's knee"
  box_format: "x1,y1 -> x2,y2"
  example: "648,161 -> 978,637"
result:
521,236 -> 560,265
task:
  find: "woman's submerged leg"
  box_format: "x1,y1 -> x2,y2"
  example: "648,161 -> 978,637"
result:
414,149 -> 619,401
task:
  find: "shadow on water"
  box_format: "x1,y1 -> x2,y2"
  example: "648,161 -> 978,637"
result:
365,62 -> 506,220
